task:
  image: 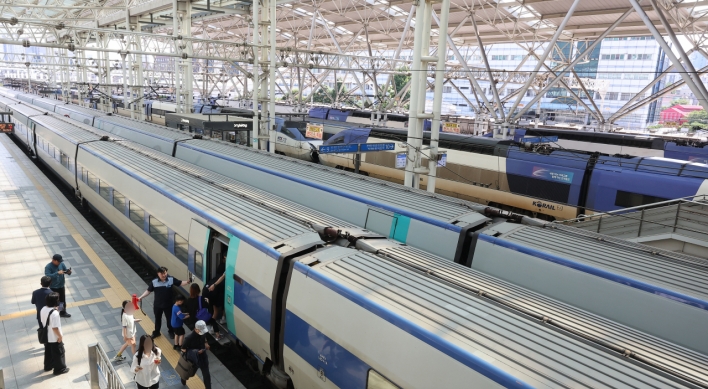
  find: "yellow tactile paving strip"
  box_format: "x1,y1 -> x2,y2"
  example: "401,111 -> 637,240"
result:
4,140 -> 206,389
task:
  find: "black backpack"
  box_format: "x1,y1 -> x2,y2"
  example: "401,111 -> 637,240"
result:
37,310 -> 55,344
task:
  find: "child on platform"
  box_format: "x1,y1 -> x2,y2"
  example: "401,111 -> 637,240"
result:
114,300 -> 141,361
171,294 -> 189,350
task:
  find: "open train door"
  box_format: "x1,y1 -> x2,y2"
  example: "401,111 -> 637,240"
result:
188,219 -> 209,281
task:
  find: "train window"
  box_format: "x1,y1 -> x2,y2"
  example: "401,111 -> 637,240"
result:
87,172 -> 98,191
99,181 -> 111,202
194,251 -> 204,280
113,190 -> 126,215
129,202 -> 145,230
149,216 -> 169,249
614,190 -> 669,208
281,128 -> 294,138
60,152 -> 68,168
367,370 -> 399,389
174,233 -> 189,265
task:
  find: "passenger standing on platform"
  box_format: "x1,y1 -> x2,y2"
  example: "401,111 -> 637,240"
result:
114,300 -> 141,361
136,267 -> 191,339
31,276 -> 52,328
171,294 -> 189,350
130,335 -> 162,389
41,292 -> 69,375
45,254 -> 72,318
181,321 -> 211,389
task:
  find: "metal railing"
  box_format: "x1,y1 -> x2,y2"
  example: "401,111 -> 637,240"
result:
561,195 -> 708,241
89,343 -> 126,389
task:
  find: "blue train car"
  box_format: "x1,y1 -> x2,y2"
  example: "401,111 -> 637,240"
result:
665,141 -> 708,164
585,156 -> 708,211
504,148 -> 592,208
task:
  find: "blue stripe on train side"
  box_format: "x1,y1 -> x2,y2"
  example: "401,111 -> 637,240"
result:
293,262 -> 533,388
284,309 -> 369,389
232,276 -> 271,331
178,142 -> 462,234
78,145 -> 282,260
479,234 -> 708,310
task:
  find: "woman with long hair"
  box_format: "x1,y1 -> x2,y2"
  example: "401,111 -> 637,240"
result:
130,335 -> 162,389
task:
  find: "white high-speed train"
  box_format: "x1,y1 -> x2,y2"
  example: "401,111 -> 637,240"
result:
6,99 -> 705,388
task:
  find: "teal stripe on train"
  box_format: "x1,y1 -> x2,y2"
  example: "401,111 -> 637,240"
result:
389,213 -> 411,243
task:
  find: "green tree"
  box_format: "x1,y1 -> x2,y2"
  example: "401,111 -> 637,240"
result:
689,121 -> 707,131
671,98 -> 690,106
391,67 -> 411,104
311,80 -> 360,107
687,109 -> 708,122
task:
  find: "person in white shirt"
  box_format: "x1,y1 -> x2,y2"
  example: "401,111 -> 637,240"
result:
130,335 -> 162,389
114,300 -> 141,361
40,292 -> 69,375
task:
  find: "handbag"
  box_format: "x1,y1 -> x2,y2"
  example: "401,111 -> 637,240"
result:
196,298 -> 211,322
175,353 -> 198,380
37,310 -> 54,344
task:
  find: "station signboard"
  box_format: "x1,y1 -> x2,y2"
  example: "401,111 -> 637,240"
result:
305,123 -> 324,139
0,123 -> 14,133
442,122 -> 460,133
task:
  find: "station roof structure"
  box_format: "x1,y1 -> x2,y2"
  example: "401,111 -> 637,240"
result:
0,0 -> 704,50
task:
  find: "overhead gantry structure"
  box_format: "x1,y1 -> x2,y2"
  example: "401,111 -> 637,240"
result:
0,0 -> 707,190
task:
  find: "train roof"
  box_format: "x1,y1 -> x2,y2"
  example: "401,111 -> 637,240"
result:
10,102 -> 49,119
0,88 -> 19,99
34,114 -> 121,143
23,95 -> 61,112
0,95 -> 20,110
594,155 -> 708,179
520,128 -> 667,150
182,139 -> 488,223
376,243 -> 708,386
310,246 -> 697,388
53,102 -> 107,117
367,127 -> 511,156
95,114 -> 199,142
497,224 -> 708,303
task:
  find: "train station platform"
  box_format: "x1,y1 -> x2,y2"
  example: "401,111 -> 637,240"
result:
0,134 -> 245,389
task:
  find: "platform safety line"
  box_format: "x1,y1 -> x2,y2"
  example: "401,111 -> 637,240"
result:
1,138 -> 206,389
0,297 -> 107,322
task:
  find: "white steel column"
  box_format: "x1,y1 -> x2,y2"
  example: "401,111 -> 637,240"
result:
251,0 -> 260,148
268,0 -> 276,153
404,0 -> 431,188
427,0 -> 450,193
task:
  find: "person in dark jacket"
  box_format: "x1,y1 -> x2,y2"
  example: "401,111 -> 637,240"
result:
45,254 -> 72,317
181,320 -> 211,388
185,283 -> 220,340
31,276 -> 52,327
